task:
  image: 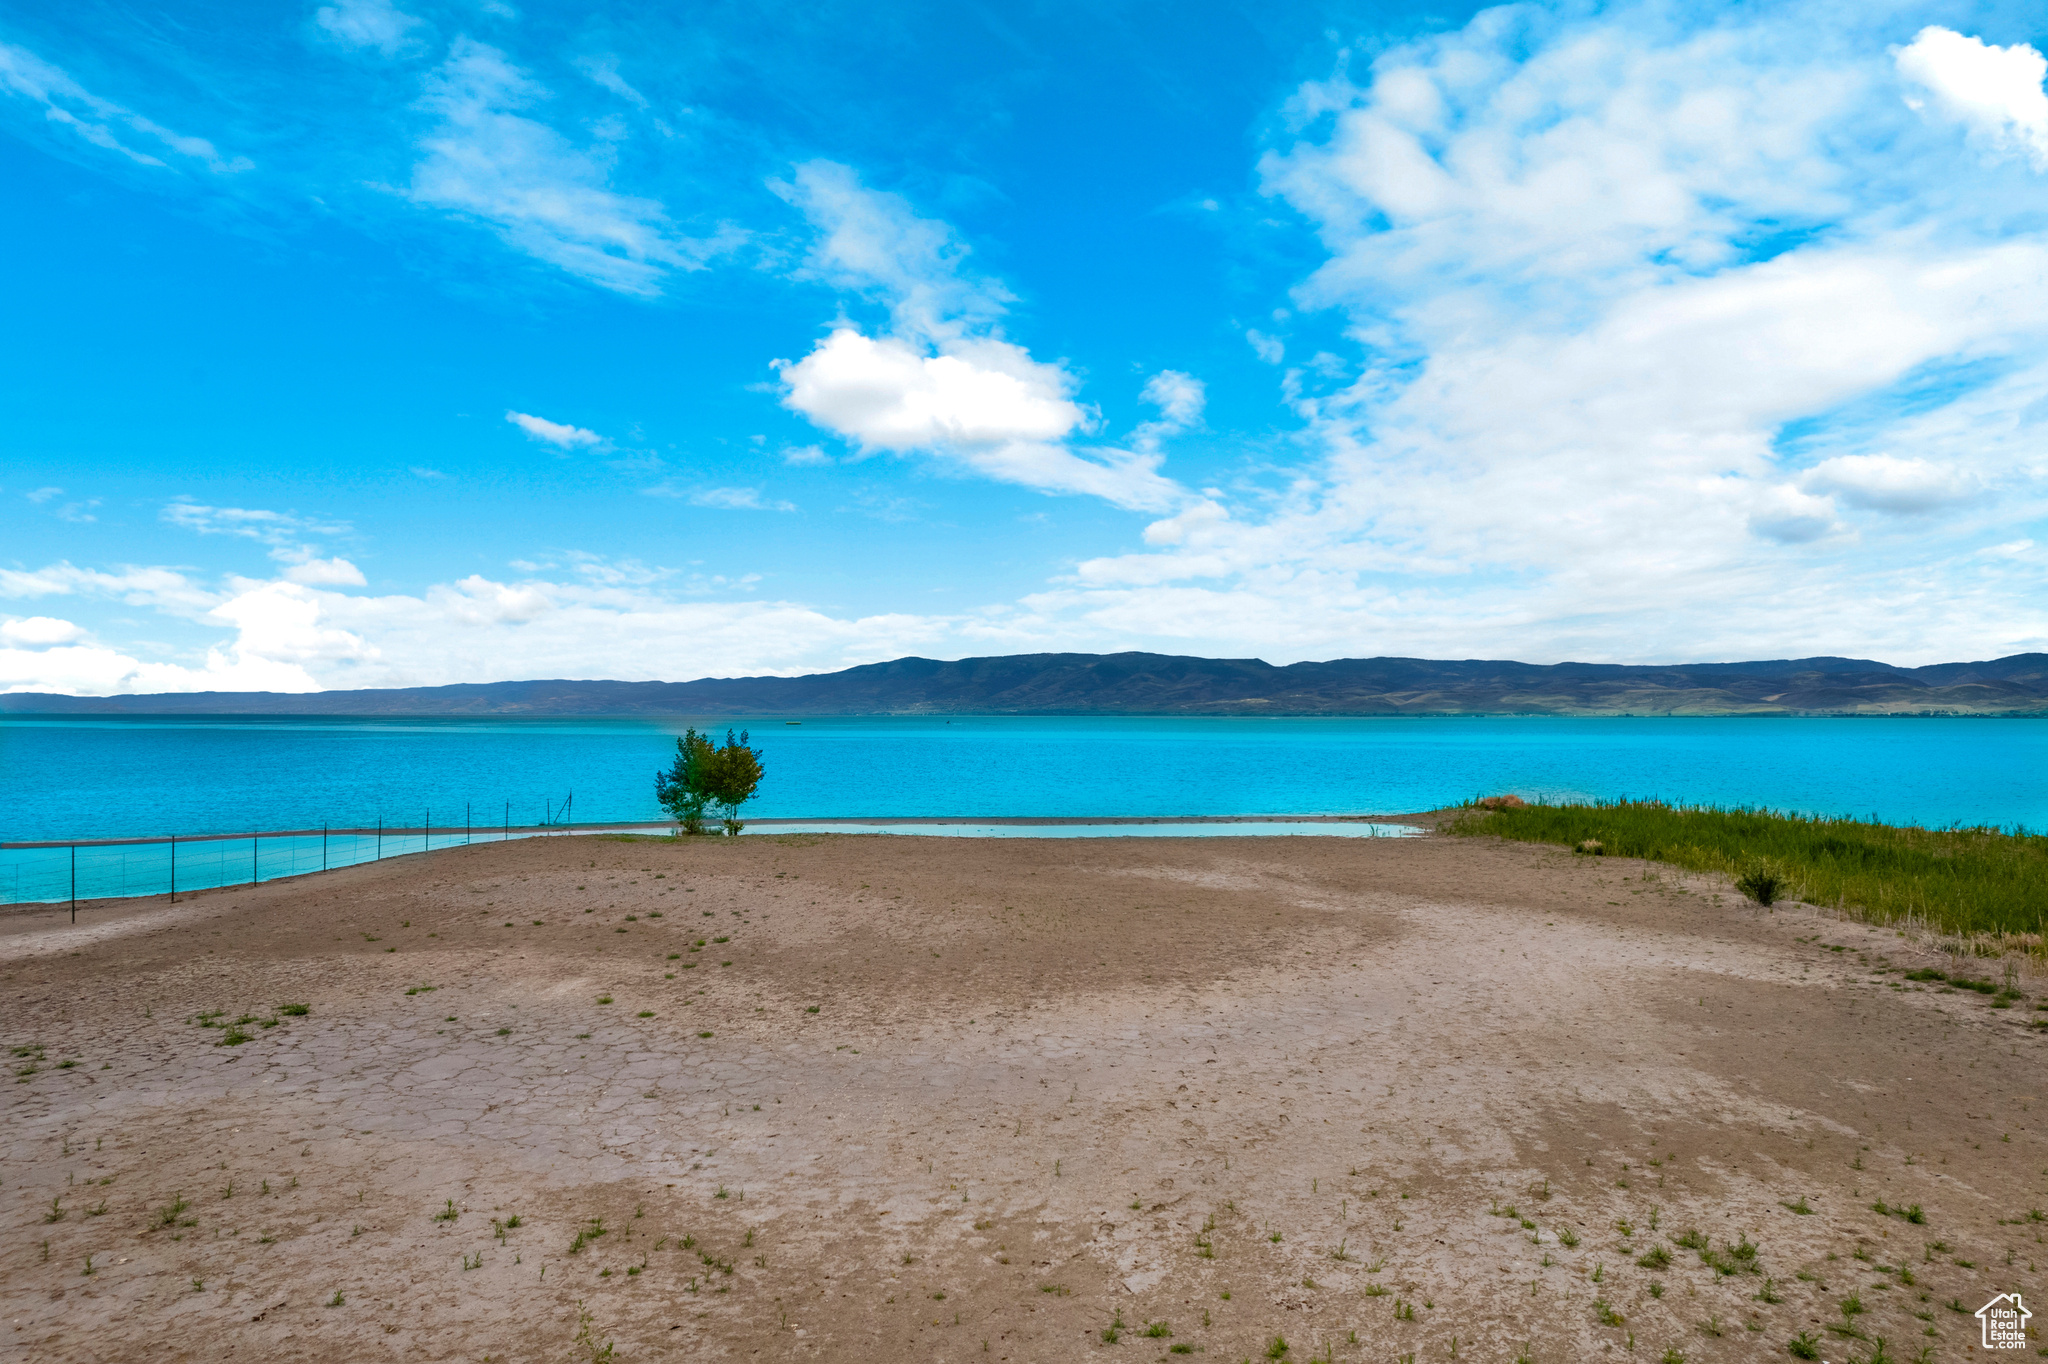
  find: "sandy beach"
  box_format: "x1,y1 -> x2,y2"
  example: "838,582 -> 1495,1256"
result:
2,826 -> 2042,1362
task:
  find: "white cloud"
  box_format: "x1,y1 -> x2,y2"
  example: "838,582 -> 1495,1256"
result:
0,556 -> 969,694
1139,370 -> 1205,429
406,40 -> 730,295
24,486 -> 61,503
772,164 -> 1192,513
573,55 -> 649,110
772,160 -> 1008,340
161,499 -> 351,545
1803,453 -> 1973,514
644,484 -> 798,512
777,329 -> 1082,450
1004,2 -> 2048,664
505,409 -> 606,448
1,616 -> 86,646
1747,485 -> 1837,544
314,0 -> 426,58
776,329 -> 1180,511
1245,329 -> 1285,364
782,444 -> 832,466
282,557 -> 370,587
1896,26 -> 2048,168
0,41 -> 253,174
0,573 -> 367,695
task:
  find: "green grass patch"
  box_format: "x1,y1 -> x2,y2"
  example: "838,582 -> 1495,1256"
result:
1451,799 -> 2048,936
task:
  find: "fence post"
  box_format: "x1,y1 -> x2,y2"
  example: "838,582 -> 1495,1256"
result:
170,835 -> 177,904
323,822 -> 328,871
252,831 -> 259,886
426,808 -> 431,856
504,801 -> 509,842
70,845 -> 76,924
466,802 -> 471,846
377,816 -> 382,862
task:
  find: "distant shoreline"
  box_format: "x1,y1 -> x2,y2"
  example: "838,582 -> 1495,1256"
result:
3,647 -> 2045,717
0,811 -> 1439,850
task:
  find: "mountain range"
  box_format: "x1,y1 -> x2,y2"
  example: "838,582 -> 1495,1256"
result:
5,651 -> 2047,716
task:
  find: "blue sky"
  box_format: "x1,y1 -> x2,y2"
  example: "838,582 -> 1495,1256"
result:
3,0 -> 2046,693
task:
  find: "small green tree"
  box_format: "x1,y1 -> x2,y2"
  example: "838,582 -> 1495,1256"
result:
654,728 -> 716,835
704,729 -> 765,835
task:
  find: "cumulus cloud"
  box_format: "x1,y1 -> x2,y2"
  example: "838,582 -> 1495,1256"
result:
505,409 -> 606,448
777,330 -> 1180,510
1896,26 -> 2048,168
0,41 -> 252,174
1,616 -> 86,646
772,163 -> 1191,513
407,40 -> 730,296
777,330 -> 1082,450
0,571 -> 370,695
314,0 -> 426,58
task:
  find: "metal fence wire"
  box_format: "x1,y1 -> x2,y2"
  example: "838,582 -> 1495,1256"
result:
0,796 -> 632,921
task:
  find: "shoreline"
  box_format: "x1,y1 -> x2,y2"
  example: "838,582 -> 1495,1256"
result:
0,811 -> 1441,850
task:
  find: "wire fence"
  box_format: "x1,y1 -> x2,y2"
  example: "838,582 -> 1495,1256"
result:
0,795 -> 661,919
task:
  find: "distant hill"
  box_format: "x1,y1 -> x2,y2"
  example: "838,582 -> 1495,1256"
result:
5,651 -> 2047,716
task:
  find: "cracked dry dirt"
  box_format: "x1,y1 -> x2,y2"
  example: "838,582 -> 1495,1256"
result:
2,829 -> 2044,1363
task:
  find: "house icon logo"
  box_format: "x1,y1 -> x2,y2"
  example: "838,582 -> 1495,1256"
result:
1977,1291 -> 2031,1350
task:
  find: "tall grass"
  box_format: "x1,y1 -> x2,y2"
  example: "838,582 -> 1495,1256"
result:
1449,800 -> 2048,938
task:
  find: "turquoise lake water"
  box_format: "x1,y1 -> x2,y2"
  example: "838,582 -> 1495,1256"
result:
2,713 -> 2042,902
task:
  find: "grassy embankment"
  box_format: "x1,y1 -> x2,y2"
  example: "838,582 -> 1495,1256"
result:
1449,800 -> 2048,942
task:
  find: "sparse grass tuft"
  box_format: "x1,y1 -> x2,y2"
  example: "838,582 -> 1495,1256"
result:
1451,798 -> 2048,935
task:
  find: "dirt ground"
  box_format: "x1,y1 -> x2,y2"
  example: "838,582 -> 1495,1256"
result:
2,826 -> 2044,1363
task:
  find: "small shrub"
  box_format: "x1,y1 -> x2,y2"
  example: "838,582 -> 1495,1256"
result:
1734,865 -> 1785,905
